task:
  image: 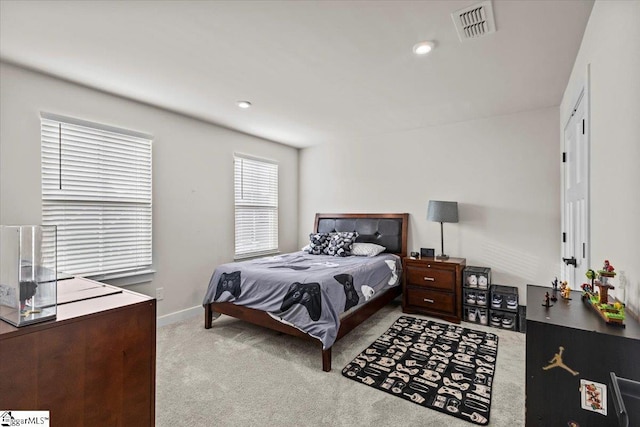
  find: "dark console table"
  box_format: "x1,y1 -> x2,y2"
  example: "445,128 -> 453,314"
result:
526,284 -> 640,426
0,277 -> 156,426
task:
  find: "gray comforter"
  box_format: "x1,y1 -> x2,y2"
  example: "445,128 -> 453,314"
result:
203,251 -> 402,349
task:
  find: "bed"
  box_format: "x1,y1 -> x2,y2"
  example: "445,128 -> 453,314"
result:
203,213 -> 408,372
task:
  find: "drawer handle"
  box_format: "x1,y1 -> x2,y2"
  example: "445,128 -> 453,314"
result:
423,277 -> 435,281
423,298 -> 435,304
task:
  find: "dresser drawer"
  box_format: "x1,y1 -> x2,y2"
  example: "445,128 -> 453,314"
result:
406,288 -> 455,315
406,265 -> 455,290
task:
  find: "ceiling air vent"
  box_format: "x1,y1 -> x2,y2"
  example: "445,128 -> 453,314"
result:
451,0 -> 496,42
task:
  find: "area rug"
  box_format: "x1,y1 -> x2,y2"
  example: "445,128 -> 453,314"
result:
342,316 -> 499,425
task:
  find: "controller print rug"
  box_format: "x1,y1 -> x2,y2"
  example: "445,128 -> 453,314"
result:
342,316 -> 499,425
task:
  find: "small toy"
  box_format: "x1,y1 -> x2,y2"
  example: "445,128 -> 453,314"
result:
560,281 -> 572,300
597,260 -> 616,285
542,292 -> 553,308
583,269 -> 596,292
582,260 -> 625,327
549,277 -> 559,302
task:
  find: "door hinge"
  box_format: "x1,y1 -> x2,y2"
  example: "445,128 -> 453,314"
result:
582,119 -> 585,135
583,242 -> 586,258
562,152 -> 566,163
562,232 -> 566,243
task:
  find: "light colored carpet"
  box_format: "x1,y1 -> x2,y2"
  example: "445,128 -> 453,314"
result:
156,298 -> 525,426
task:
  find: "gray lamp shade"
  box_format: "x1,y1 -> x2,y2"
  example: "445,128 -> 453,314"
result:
427,200 -> 459,223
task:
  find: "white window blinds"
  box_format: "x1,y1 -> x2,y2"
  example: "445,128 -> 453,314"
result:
41,113 -> 152,278
234,155 -> 278,258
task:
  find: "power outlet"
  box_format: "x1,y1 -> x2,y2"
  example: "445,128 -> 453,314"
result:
156,287 -> 164,301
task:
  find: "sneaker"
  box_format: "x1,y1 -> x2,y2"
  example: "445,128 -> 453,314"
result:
467,292 -> 477,305
491,294 -> 503,309
490,313 -> 502,327
478,275 -> 488,289
502,316 -> 514,329
477,293 -> 487,307
479,310 -> 488,325
468,308 -> 477,322
506,295 -> 518,310
467,274 -> 478,288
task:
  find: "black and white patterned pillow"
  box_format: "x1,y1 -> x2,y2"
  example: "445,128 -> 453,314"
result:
308,233 -> 330,255
325,232 -> 359,257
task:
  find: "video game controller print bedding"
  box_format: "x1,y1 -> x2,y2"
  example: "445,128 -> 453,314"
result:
342,316 -> 499,425
203,251 -> 402,349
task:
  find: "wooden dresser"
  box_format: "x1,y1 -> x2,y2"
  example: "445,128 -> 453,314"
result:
0,277 -> 156,426
402,257 -> 466,323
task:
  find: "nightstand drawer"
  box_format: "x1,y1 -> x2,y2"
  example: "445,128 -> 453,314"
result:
406,266 -> 455,290
406,288 -> 455,314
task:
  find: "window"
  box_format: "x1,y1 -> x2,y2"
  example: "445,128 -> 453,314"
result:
234,154 -> 278,259
41,113 -> 152,279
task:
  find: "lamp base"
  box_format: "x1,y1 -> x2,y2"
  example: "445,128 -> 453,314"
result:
436,254 -> 450,260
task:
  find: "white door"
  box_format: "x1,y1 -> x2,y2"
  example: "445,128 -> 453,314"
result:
562,91 -> 589,289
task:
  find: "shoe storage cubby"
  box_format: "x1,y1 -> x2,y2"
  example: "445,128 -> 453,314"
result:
464,288 -> 489,308
488,284 -> 520,331
463,266 -> 491,290
490,284 -> 519,311
462,266 -> 492,327
462,269 -> 522,332
489,308 -> 517,330
464,306 -> 489,326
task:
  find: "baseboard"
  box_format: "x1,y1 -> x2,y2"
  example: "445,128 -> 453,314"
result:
157,305 -> 202,327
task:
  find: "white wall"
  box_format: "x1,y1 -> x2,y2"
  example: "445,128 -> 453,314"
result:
561,1 -> 640,314
0,62 -> 299,318
299,107 -> 561,304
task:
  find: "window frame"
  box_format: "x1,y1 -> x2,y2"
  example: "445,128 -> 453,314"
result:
40,112 -> 153,281
233,153 -> 279,259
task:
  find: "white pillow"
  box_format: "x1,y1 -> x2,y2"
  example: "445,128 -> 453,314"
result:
351,242 -> 386,257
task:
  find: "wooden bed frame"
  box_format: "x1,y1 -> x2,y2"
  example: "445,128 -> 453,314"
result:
204,213 -> 409,372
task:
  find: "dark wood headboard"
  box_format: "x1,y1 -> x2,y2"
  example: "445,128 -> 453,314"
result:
313,213 -> 409,258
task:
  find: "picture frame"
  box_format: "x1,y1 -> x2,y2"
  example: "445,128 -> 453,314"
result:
420,248 -> 435,258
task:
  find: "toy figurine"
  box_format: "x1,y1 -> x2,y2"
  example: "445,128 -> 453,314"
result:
598,259 -> 616,284
542,292 -> 553,308
551,277 -> 559,290
582,262 -> 625,326
560,281 -> 572,300
584,269 -> 596,292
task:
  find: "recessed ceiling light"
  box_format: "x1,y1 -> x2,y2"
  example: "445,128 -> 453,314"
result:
413,41 -> 435,55
237,101 -> 252,109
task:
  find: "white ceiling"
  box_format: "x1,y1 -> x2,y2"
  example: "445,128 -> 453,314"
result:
0,0 -> 594,148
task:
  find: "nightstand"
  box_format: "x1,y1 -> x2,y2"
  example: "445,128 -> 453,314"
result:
402,257 -> 466,323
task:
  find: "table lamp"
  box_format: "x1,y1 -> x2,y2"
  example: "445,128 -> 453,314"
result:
427,200 -> 458,260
